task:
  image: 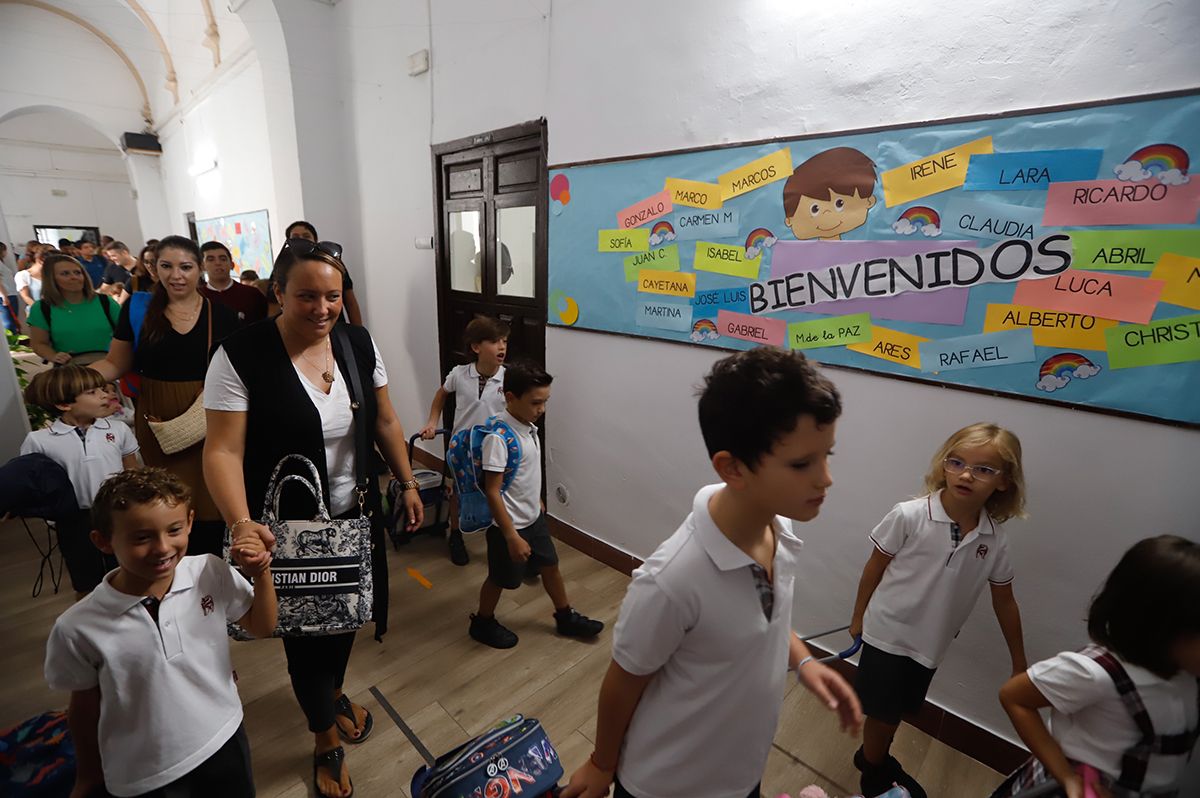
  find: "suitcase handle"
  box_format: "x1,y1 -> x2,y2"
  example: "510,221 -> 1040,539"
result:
409,430 -> 449,468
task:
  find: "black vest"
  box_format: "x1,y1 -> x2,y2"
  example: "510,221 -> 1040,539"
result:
221,318 -> 389,637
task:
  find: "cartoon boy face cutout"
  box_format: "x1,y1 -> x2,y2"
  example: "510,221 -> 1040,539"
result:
782,147 -> 878,241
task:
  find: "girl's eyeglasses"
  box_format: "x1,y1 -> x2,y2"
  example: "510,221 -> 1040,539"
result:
285,237 -> 343,261
943,457 -> 1003,481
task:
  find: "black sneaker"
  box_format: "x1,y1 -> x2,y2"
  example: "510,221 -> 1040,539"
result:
448,528 -> 469,566
554,608 -> 604,639
853,746 -> 927,798
469,614 -> 518,649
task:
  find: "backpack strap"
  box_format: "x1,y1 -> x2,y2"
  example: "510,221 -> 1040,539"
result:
98,294 -> 116,333
128,291 -> 151,352
1083,646 -> 1197,791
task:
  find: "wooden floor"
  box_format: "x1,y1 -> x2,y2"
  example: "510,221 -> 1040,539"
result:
2,516 -> 1006,797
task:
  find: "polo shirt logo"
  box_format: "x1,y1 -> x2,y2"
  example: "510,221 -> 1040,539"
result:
201,595 -> 214,616
975,544 -> 989,560
105,433 -> 115,443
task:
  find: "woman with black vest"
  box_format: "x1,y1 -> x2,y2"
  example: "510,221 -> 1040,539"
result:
202,239 -> 424,798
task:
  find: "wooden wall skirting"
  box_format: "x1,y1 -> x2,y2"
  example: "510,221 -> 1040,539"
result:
406,444 -> 1027,773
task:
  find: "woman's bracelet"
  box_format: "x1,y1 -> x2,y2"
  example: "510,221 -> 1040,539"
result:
230,517 -> 254,530
399,478 -> 420,492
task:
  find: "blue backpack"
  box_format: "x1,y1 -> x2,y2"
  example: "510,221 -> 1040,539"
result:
446,417 -> 523,533
411,715 -> 561,798
0,711 -> 75,797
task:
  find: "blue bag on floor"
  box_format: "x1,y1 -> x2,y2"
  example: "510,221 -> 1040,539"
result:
0,711 -> 75,797
411,715 -> 561,798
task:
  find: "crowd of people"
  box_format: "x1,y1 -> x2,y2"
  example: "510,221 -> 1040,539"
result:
2,222 -> 1196,798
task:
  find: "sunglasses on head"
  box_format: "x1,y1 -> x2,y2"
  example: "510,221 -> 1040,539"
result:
285,237 -> 343,261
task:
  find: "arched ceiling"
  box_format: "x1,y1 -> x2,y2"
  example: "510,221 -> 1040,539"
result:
0,0 -> 253,128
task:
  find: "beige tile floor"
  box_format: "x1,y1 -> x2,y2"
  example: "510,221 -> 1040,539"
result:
1,517 -> 1006,797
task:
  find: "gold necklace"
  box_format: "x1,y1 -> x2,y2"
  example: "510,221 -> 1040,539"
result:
167,295 -> 202,321
297,336 -> 334,384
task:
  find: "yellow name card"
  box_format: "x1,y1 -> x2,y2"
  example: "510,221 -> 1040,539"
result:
664,177 -> 723,210
598,228 -> 649,252
693,242 -> 762,279
847,325 -> 928,369
1150,253 -> 1200,311
983,303 -> 1116,351
637,270 -> 696,298
718,148 -> 792,201
881,137 -> 993,207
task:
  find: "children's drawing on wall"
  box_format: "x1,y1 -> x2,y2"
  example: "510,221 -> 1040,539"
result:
548,91 -> 1200,426
783,147 -> 878,241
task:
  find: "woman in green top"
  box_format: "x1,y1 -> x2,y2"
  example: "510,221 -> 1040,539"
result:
28,253 -> 120,365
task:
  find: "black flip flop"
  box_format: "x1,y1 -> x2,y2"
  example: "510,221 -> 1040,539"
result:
334,693 -> 373,744
313,745 -> 354,798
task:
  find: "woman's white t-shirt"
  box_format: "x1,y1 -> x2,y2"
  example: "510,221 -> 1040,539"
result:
204,337 -> 388,516
15,269 -> 42,301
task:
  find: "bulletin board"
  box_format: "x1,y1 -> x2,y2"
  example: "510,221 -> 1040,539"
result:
195,208 -> 274,277
547,90 -> 1200,427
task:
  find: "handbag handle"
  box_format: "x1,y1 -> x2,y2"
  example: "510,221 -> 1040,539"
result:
332,324 -> 370,514
265,474 -> 330,523
262,454 -> 329,522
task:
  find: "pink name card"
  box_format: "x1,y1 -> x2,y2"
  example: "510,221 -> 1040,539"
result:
1012,270 -> 1165,325
616,190 -> 673,230
717,310 -> 786,346
1042,179 -> 1200,226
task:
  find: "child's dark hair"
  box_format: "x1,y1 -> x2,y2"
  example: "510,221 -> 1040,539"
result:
464,316 -> 510,354
24,365 -> 110,413
92,467 -> 193,539
698,348 -> 841,468
504,361 -> 552,398
1088,535 -> 1200,678
285,220 -> 319,240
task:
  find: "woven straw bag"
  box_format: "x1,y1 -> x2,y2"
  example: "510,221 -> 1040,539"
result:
145,298 -> 212,455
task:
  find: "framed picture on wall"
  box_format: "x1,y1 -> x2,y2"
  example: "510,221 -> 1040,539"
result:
195,208 -> 274,277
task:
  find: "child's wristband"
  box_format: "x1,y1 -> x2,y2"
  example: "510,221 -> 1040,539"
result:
796,655 -> 816,672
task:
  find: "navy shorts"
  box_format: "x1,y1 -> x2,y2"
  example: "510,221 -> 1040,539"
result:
855,642 -> 937,725
486,513 -> 558,590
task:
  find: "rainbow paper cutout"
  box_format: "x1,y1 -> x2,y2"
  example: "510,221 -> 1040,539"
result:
651,221 -> 675,237
1040,352 -> 1092,380
1127,143 -> 1190,176
745,228 -> 774,249
898,206 -> 941,227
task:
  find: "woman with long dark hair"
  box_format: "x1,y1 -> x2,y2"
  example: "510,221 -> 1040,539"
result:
92,235 -> 239,554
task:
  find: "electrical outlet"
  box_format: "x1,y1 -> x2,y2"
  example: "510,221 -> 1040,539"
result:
555,484 -> 569,505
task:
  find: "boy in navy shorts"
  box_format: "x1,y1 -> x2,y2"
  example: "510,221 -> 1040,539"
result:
468,361 -> 604,649
44,468 -> 277,797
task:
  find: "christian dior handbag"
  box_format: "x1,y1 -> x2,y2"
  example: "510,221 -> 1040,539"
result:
225,454 -> 373,638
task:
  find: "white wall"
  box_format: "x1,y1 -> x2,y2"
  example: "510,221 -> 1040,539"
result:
157,52 -> 282,243
0,111 -> 142,244
407,0 -> 1200,743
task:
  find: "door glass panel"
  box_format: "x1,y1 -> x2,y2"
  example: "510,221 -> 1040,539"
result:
449,210 -> 482,293
496,205 -> 536,299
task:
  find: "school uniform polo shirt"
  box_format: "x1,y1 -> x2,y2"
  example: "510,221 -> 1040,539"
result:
44,554 -> 254,797
480,410 -> 541,529
611,484 -> 803,798
443,362 -> 506,434
863,489 -> 1014,669
20,418 -> 138,508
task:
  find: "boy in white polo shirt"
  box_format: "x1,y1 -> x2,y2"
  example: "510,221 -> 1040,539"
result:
563,348 -> 862,798
467,361 -> 604,649
44,468 -> 277,798
848,422 -> 1029,798
21,366 -> 139,596
421,316 -> 509,565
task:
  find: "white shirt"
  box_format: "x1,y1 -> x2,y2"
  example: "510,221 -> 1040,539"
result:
863,490 -> 1014,669
44,555 -> 255,796
443,362 -> 507,434
480,410 -> 541,529
15,269 -> 42,301
203,338 -> 388,515
21,418 -> 139,508
1029,649 -> 1198,790
612,484 -> 803,798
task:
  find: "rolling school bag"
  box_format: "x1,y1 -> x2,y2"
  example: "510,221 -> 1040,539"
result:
409,715 -> 562,798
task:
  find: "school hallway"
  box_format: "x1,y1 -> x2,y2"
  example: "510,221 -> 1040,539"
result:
1,514 -> 1006,797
